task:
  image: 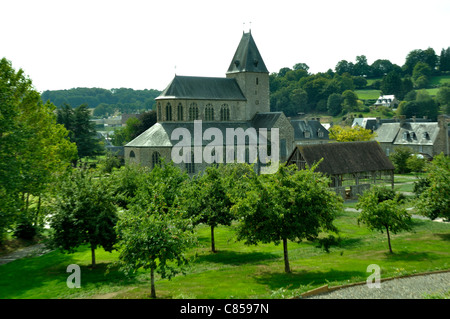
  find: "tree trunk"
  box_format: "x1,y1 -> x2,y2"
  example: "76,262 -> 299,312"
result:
34,195 -> 41,226
91,246 -> 96,267
386,226 -> 393,254
283,238 -> 291,273
211,225 -> 216,253
150,267 -> 156,298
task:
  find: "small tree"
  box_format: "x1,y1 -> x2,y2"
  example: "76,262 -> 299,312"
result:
183,164 -> 234,253
48,169 -> 118,267
389,146 -> 413,174
114,162 -> 194,298
329,125 -> 374,142
231,163 -> 342,273
416,153 -> 450,221
357,186 -> 412,254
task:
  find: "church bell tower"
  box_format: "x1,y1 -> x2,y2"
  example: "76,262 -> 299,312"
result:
226,32 -> 270,120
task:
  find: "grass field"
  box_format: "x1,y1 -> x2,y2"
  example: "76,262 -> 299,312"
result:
1,196 -> 449,299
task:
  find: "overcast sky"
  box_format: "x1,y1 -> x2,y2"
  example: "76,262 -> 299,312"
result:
2,0 -> 449,93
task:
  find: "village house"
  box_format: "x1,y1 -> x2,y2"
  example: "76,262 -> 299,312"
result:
375,115 -> 450,157
290,117 -> 330,145
374,95 -> 399,108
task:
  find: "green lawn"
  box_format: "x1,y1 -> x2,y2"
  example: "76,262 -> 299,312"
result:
1,207 -> 449,299
355,89 -> 380,100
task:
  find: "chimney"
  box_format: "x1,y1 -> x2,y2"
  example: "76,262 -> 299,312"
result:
412,116 -> 416,122
400,115 -> 406,127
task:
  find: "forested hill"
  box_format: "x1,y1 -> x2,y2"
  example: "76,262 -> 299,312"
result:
41,87 -> 161,117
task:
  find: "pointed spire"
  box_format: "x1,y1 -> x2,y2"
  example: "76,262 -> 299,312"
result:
227,32 -> 268,74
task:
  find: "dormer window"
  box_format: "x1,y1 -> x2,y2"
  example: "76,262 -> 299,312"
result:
304,131 -> 311,138
423,132 -> 429,139
403,132 -> 410,140
318,130 -> 324,138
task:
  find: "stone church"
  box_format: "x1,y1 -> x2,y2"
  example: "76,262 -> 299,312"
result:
125,31 -> 294,174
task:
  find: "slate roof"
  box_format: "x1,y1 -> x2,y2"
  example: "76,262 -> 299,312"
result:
155,75 -> 246,101
287,141 -> 394,175
251,112 -> 282,129
375,122 -> 440,145
227,32 -> 269,74
290,120 -> 329,140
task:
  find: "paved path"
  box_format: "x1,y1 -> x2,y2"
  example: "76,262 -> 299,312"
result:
0,243 -> 51,265
305,271 -> 450,299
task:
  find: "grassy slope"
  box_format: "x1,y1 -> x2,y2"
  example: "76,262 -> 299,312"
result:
1,200 -> 449,299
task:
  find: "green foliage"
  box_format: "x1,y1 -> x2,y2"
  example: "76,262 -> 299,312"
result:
389,147 -> 413,174
0,57 -> 77,241
328,125 -> 374,142
97,151 -> 122,174
182,164 -> 235,252
397,90 -> 439,120
47,169 -> 118,266
41,87 -> 161,115
13,214 -> 37,241
111,110 -> 157,146
231,163 -> 343,272
436,85 -> 450,113
406,154 -> 426,173
341,90 -> 359,112
114,161 -> 194,298
416,153 -> 450,221
56,103 -> 104,161
111,163 -> 149,209
439,47 -> 450,72
356,186 -> 413,253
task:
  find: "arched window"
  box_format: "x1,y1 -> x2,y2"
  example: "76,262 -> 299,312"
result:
205,103 -> 214,121
185,152 -> 195,174
152,152 -> 161,168
166,103 -> 172,121
220,104 -> 230,121
189,103 -> 199,120
129,150 -> 135,158
177,103 -> 183,121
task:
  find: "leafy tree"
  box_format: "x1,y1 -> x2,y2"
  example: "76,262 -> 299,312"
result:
329,125 -> 374,142
416,153 -> 450,221
357,186 -> 412,254
354,55 -> 370,77
370,59 -> 394,77
114,161 -> 194,298
111,111 -> 157,146
327,93 -> 343,116
398,90 -> 439,120
436,85 -> 450,114
389,146 -> 413,174
341,90 -> 359,112
231,163 -> 342,273
183,164 -> 234,252
0,58 -> 77,241
112,163 -> 149,209
57,103 -> 104,164
439,47 -> 450,72
335,60 -> 354,75
48,169 -> 118,267
293,63 -> 310,72
406,154 -> 426,174
381,71 -> 402,97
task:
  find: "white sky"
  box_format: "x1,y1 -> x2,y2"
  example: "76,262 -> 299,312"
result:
2,0 -> 450,93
